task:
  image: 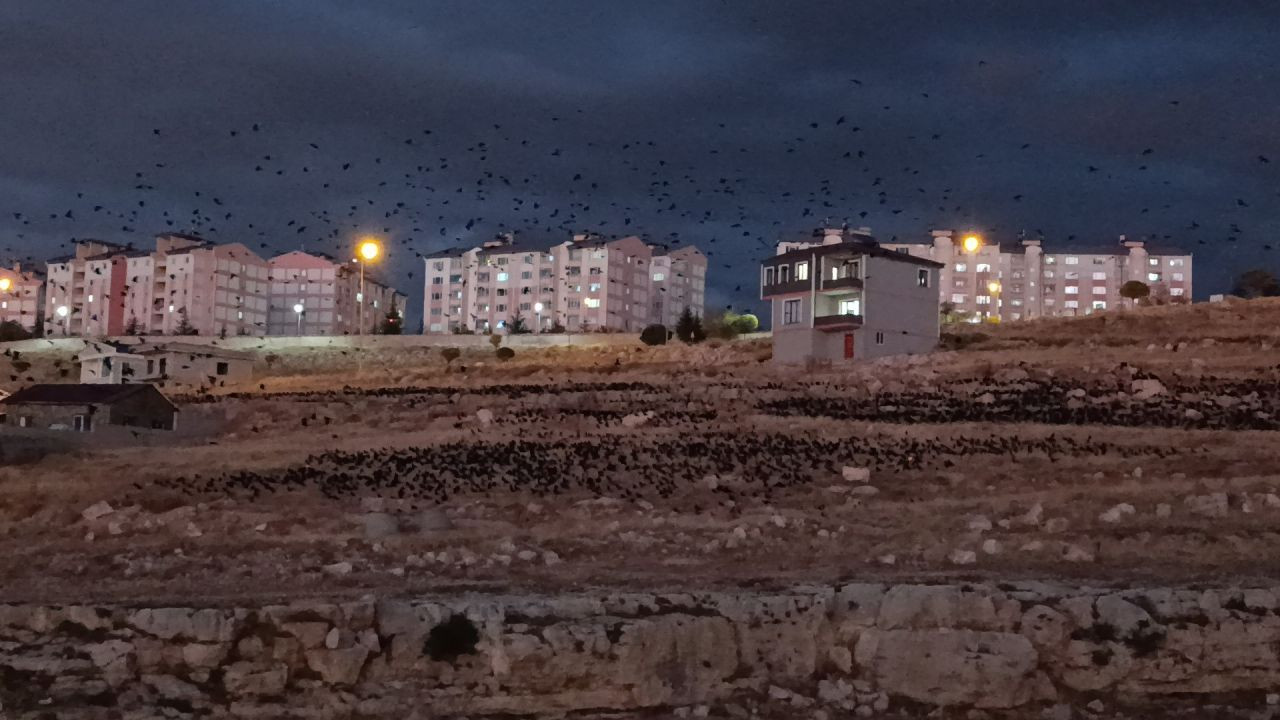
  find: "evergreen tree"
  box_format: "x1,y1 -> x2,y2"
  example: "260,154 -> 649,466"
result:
175,308 -> 198,335
675,307 -> 705,344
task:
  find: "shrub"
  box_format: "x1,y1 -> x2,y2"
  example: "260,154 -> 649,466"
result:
731,313 -> 760,334
640,324 -> 668,346
495,347 -> 515,361
489,334 -> 503,349
0,320 -> 32,342
441,347 -> 461,365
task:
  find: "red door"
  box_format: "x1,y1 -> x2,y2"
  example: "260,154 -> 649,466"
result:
843,333 -> 854,359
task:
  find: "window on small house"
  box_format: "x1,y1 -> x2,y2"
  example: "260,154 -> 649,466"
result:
782,299 -> 801,325
73,414 -> 90,432
875,331 -> 885,345
838,298 -> 861,316
18,416 -> 31,428
795,262 -> 809,281
917,269 -> 929,287
216,362 -> 229,376
778,265 -> 790,283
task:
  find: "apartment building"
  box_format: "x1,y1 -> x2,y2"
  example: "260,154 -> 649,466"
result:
650,245 -> 708,328
266,250 -> 404,335
880,231 -> 1193,321
423,232 -> 706,334
762,227 -> 942,364
46,234 -> 271,338
0,264 -> 44,334
45,240 -> 132,337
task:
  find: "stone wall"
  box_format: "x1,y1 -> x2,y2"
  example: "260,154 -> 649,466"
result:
3,581 -> 1279,718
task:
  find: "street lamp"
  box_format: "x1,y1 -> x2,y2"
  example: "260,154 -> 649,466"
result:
55,305 -> 68,318
534,302 -> 544,333
962,233 -> 983,254
354,238 -> 381,335
0,277 -> 11,293
987,280 -> 1002,322
293,303 -> 305,336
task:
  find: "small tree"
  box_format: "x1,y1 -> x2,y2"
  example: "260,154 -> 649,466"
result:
731,313 -> 760,334
175,308 -> 198,335
675,307 -> 705,344
1119,280 -> 1151,306
0,320 -> 31,342
495,346 -> 515,361
508,311 -> 530,334
219,324 -> 228,340
124,316 -> 141,336
489,333 -> 503,350
640,324 -> 668,346
704,309 -> 741,340
1232,269 -> 1280,299
441,347 -> 461,367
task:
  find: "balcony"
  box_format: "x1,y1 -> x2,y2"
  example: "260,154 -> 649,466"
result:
813,313 -> 863,331
820,275 -> 864,293
761,278 -> 811,297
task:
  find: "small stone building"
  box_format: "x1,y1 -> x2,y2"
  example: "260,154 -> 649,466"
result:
0,383 -> 177,431
78,341 -> 254,387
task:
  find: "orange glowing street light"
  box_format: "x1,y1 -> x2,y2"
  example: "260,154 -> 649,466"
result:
962,233 -> 982,254
354,237 -> 383,334
0,277 -> 11,292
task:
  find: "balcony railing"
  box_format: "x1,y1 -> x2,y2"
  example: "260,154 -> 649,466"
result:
761,279 -> 812,296
821,276 -> 863,292
813,313 -> 863,330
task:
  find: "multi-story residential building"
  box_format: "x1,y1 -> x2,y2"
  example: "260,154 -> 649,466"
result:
761,227 -> 942,364
266,250 -> 404,335
881,231 -> 1193,321
423,232 -> 706,334
45,240 -> 132,337
650,245 -> 708,328
47,234 -> 271,338
0,264 -> 45,334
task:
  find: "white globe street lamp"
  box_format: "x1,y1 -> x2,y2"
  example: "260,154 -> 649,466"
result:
534,302 -> 544,333
293,303 -> 305,336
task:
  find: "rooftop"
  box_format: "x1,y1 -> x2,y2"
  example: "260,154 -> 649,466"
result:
1,383 -> 164,406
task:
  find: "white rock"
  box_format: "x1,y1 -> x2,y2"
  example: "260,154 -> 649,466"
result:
1267,693 -> 1279,706
1043,517 -> 1069,534
842,467 -> 871,483
81,501 -> 114,522
542,551 -> 562,566
1131,378 -> 1166,399
476,408 -> 494,425
981,539 -> 1002,555
967,515 -> 993,532
322,561 -> 353,576
1098,503 -> 1135,523
877,554 -> 897,566
949,549 -> 977,565
1062,544 -> 1095,563
849,485 -> 879,497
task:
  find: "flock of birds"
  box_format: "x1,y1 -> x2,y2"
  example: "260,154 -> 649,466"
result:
763,376 -> 1280,431
157,429 -> 1177,506
4,52 -> 1278,320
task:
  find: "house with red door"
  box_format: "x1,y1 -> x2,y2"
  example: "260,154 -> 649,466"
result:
761,227 -> 942,364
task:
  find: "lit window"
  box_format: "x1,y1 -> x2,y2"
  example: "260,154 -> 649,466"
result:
950,293 -> 966,303
1170,258 -> 1184,267
1010,299 -> 1023,307
589,283 -> 601,292
1149,258 -> 1159,266
838,299 -> 861,315
955,263 -> 967,272
1045,257 -> 1057,265
1092,272 -> 1106,280
497,272 -> 509,282
584,298 -> 600,308
1148,273 -> 1160,282
1093,301 -> 1107,310
1092,286 -> 1107,295
976,264 -> 991,273
1065,286 -> 1079,295
917,269 -> 930,288
1171,288 -> 1185,296
87,294 -> 94,302
356,292 -> 363,302
653,272 -> 665,282
1043,270 -> 1055,279
783,299 -> 801,325
1064,300 -> 1079,308
976,296 -> 991,305
1172,273 -> 1184,281
1064,256 -> 1079,265
795,262 -> 809,281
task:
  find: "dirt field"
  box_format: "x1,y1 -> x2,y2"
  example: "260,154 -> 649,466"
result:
3,298 -> 1280,605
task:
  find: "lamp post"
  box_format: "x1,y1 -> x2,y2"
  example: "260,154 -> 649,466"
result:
355,238 -> 381,335
293,303 -> 305,336
534,302 -> 544,333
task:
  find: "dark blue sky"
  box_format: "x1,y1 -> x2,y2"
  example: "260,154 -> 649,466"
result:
1,1 -> 1277,324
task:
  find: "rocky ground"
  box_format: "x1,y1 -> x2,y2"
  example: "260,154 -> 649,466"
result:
3,300 -> 1280,717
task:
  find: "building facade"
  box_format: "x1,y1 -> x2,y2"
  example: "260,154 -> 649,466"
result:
267,251 -> 404,336
0,384 -> 177,432
78,341 -> 254,388
0,264 -> 44,334
422,232 -> 707,334
880,231 -> 1193,321
762,228 -> 942,364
